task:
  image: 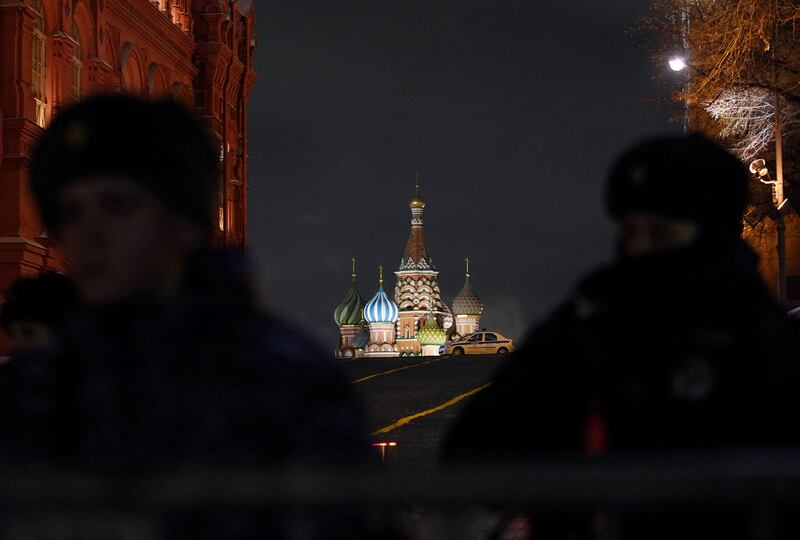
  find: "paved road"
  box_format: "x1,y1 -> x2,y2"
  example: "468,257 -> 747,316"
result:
345,354 -> 504,466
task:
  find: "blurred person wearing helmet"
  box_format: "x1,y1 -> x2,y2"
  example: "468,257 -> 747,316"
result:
0,95 -> 382,539
444,135 -> 800,539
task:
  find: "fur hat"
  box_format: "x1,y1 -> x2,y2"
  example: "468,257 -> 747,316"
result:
606,134 -> 748,238
31,94 -> 219,235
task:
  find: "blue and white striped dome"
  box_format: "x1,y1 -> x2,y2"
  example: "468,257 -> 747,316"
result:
364,286 -> 399,324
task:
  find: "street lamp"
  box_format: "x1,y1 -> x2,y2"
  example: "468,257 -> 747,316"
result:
667,56 -> 690,133
668,57 -> 686,72
750,158 -> 788,304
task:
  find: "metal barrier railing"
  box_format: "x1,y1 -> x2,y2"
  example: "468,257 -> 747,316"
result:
2,449 -> 800,539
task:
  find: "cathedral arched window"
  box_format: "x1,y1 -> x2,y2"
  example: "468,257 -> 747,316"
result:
71,19 -> 82,102
32,0 -> 47,127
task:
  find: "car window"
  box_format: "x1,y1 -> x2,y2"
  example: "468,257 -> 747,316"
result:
468,333 -> 482,342
484,333 -> 497,342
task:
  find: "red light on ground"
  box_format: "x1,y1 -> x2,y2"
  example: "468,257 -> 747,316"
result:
372,442 -> 398,463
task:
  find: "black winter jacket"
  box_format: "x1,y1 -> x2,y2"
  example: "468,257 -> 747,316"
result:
0,250 -> 375,539
445,240 -> 800,458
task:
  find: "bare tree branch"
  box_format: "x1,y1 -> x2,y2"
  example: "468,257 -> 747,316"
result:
638,0 -> 800,222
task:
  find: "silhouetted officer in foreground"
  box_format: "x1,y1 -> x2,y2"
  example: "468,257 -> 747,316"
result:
0,95 -> 376,539
443,135 -> 800,538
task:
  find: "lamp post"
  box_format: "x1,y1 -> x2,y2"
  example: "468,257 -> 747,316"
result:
750,158 -> 788,304
668,56 -> 689,134
751,8 -> 790,306
775,94 -> 787,305
668,6 -> 691,134
769,0 -> 788,305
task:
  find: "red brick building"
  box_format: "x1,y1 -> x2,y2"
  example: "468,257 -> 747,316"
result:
0,0 -> 256,299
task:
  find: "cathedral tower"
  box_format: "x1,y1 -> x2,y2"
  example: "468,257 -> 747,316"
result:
394,180 -> 446,355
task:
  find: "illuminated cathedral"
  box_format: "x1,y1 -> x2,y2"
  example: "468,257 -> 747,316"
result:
333,184 -> 487,357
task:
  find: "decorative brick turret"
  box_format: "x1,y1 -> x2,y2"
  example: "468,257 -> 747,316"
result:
394,178 -> 447,355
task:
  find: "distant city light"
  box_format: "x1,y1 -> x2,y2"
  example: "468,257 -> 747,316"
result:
668,57 -> 687,72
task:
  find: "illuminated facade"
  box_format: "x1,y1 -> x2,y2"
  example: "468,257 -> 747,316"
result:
0,0 -> 256,306
393,185 -> 449,355
334,183 -> 501,357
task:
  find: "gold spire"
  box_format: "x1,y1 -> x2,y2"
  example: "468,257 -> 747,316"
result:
409,173 -> 426,209
351,257 -> 357,282
465,257 -> 471,279
378,265 -> 384,288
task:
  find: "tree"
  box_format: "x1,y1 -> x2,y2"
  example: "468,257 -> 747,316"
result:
638,0 -> 800,223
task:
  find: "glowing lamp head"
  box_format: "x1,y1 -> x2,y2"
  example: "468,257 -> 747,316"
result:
668,57 -> 686,72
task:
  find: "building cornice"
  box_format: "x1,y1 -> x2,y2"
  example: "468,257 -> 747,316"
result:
108,0 -> 197,76
0,236 -> 47,250
394,270 -> 439,275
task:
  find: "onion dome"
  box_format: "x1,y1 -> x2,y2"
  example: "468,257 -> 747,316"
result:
364,265 -> 399,324
452,257 -> 484,316
334,258 -> 367,326
417,313 -> 446,346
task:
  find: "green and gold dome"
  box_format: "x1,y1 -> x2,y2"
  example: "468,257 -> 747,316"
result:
417,313 -> 447,346
334,259 -> 367,326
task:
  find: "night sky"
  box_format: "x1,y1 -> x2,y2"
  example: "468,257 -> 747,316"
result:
247,1 -> 678,350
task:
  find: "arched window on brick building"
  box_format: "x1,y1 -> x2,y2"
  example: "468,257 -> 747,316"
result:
71,19 -> 82,102
32,0 -> 47,127
121,44 -> 143,94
